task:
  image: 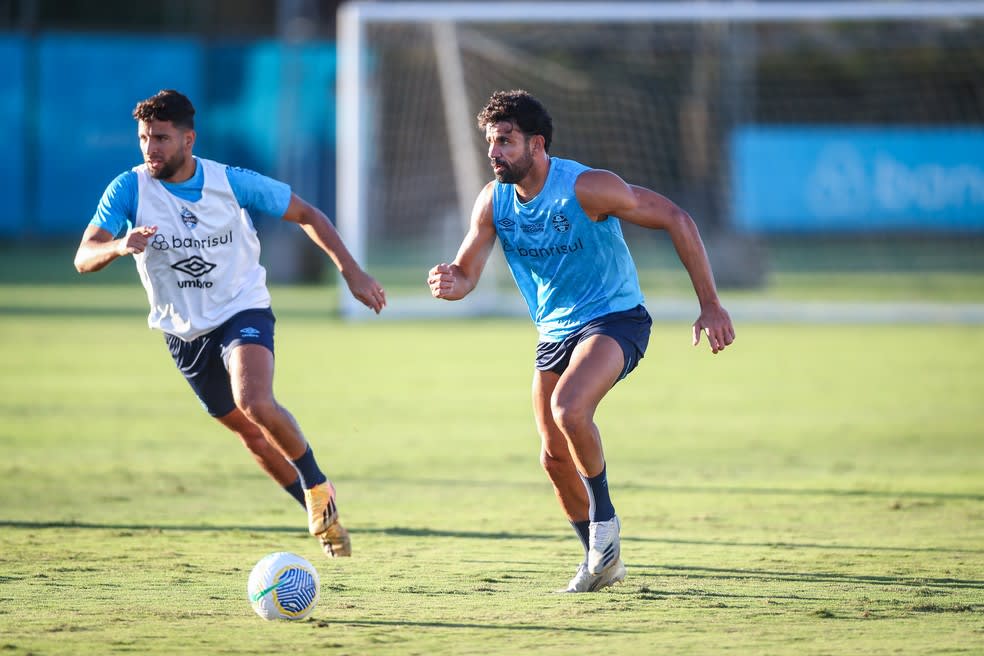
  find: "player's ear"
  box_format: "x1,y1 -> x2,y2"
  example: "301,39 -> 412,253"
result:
185,129 -> 196,150
531,134 -> 545,155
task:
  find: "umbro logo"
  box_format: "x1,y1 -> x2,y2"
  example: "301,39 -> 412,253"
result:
498,218 -> 516,228
171,256 -> 216,278
240,327 -> 261,339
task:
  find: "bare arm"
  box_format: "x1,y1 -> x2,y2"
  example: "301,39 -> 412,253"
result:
74,224 -> 158,273
281,193 -> 386,314
576,169 -> 736,353
427,182 -> 498,301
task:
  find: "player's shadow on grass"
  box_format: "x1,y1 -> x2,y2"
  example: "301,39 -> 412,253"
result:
361,526 -> 554,541
627,535 -> 984,555
313,618 -> 640,634
3,520 -> 983,557
617,483 -> 984,502
0,519 -> 555,542
352,477 -> 984,502
630,563 -> 984,591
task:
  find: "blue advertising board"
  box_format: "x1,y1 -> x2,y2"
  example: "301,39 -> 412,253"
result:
0,35 -> 27,237
205,40 -> 337,220
732,126 -> 984,233
35,33 -> 203,234
0,33 -> 337,237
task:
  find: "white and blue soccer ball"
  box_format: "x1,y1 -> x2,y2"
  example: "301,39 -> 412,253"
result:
247,552 -> 320,621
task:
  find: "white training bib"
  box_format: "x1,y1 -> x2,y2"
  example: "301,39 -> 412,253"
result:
132,157 -> 271,340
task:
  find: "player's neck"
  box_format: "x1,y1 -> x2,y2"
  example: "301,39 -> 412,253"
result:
515,156 -> 550,203
163,156 -> 198,184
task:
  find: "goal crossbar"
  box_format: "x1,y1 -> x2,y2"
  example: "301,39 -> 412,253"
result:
336,0 -> 984,319
341,1 -> 984,24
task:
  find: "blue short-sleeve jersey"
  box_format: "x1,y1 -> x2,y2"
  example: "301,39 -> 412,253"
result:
89,158 -> 292,237
491,157 -> 645,341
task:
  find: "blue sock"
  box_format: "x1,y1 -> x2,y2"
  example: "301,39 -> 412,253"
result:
283,478 -> 306,508
570,520 -> 590,556
580,465 -> 616,522
291,445 -> 327,489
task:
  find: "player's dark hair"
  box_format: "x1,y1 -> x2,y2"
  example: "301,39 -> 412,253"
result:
133,89 -> 196,130
477,89 -> 553,152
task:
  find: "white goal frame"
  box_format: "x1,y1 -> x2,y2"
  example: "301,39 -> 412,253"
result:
336,1 -> 984,320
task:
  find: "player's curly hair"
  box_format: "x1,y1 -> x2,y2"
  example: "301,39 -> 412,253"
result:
133,89 -> 195,130
477,90 -> 553,152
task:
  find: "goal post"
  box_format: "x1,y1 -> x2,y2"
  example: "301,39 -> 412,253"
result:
336,1 -> 984,320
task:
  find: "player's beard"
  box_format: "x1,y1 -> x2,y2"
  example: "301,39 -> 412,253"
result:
148,151 -> 186,180
493,143 -> 534,184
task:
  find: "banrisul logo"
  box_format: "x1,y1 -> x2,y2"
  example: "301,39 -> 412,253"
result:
170,231 -> 232,250
179,207 -> 199,229
515,238 -> 584,258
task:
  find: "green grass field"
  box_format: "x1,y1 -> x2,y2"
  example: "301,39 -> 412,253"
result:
1,243 -> 983,655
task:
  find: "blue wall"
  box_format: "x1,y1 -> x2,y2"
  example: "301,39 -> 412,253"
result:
732,126 -> 984,233
1,32 -> 336,238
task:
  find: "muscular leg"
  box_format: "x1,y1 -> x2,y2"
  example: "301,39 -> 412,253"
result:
226,343 -> 349,557
554,334 -> 626,577
550,334 -> 623,478
534,369 -> 590,523
537,334 -> 628,589
533,334 -> 624,518
226,343 -> 308,461
215,407 -> 300,487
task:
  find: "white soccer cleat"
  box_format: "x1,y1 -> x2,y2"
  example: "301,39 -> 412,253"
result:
562,558 -> 627,593
587,515 -> 621,575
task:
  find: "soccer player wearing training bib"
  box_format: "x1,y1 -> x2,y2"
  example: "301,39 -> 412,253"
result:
428,90 -> 735,592
74,89 -> 386,559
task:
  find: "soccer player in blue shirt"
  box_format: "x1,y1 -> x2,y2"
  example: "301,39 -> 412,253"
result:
428,90 -> 735,592
74,89 -> 386,558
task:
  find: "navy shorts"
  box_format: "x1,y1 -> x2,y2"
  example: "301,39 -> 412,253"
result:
535,304 -> 652,382
164,307 -> 276,417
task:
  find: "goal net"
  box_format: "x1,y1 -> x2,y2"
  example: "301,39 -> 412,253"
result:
336,1 -> 984,319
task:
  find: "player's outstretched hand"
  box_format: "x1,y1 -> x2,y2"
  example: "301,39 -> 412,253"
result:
693,302 -> 735,354
118,225 -> 158,256
427,263 -> 461,300
344,269 -> 386,314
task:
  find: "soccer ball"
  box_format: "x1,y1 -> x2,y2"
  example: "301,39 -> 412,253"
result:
247,552 -> 320,621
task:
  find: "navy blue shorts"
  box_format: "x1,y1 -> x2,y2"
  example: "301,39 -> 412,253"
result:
535,305 -> 652,382
164,308 -> 276,417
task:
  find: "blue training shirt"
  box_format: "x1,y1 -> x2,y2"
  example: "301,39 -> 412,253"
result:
90,157 -> 292,237
491,157 -> 645,341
